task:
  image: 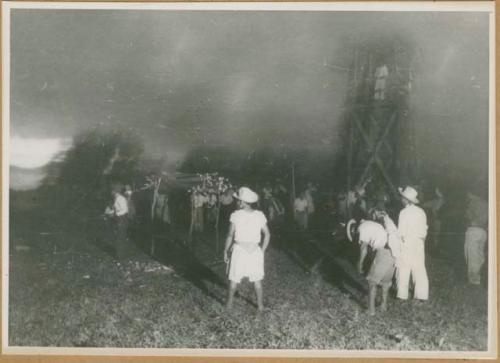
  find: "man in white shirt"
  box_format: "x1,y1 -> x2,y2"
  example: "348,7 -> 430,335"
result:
104,187 -> 129,260
396,186 -> 429,301
294,192 -> 309,230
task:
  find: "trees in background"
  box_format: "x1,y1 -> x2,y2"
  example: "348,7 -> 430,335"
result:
48,128 -> 144,213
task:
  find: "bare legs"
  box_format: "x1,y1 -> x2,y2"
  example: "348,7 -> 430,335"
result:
226,280 -> 264,311
368,283 -> 377,315
381,285 -> 390,311
254,280 -> 264,311
368,283 -> 390,315
226,281 -> 237,309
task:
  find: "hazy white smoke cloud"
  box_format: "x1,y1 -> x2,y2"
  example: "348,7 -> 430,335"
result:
10,136 -> 72,169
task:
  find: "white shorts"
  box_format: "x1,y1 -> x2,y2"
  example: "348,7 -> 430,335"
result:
228,243 -> 264,283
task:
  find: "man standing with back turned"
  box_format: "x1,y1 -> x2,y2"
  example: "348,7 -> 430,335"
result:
396,186 -> 429,301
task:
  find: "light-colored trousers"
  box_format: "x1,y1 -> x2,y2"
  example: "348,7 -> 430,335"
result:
464,226 -> 487,285
397,237 -> 429,300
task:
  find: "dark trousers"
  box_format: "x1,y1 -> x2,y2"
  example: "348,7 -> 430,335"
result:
113,214 -> 129,259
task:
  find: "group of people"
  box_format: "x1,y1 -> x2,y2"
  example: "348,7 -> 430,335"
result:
221,181 -> 489,314
190,179 -> 318,237
221,183 -> 404,314
347,186 -> 429,315
190,186 -> 234,234
101,175 -> 488,313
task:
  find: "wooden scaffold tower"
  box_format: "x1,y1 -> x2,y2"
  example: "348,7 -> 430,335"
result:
344,36 -> 420,201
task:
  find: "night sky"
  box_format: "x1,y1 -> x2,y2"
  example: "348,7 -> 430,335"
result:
9,8 -> 491,182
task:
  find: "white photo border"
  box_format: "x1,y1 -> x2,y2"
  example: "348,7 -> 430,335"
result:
1,1 -> 496,359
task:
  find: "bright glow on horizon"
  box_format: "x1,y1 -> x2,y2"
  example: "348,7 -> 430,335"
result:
10,136 -> 72,169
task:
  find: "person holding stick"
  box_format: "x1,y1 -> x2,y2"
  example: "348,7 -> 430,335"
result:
224,187 -> 271,312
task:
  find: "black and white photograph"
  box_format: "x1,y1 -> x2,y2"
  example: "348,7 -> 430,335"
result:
2,1 -> 496,358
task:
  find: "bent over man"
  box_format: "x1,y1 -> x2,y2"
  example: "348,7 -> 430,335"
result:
347,216 -> 396,315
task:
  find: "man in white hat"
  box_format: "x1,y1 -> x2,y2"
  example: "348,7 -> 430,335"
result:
224,187 -> 271,312
396,186 -> 429,301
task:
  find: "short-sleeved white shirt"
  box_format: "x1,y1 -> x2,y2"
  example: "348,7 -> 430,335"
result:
230,209 -> 267,244
114,194 -> 129,217
294,198 -> 308,212
358,220 -> 387,250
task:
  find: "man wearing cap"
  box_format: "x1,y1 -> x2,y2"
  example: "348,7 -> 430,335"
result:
396,186 -> 429,301
347,213 -> 397,315
224,187 -> 271,312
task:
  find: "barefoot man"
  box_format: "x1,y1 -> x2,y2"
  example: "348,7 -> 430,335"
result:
347,213 -> 396,315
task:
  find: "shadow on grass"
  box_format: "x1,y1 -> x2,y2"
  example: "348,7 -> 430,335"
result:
277,222 -> 369,309
130,221 -> 229,306
319,254 -> 368,308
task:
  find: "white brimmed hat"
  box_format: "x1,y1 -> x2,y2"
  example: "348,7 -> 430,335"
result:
233,187 -> 259,204
346,219 -> 357,242
399,186 -> 419,204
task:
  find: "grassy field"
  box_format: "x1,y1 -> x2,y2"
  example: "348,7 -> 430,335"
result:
8,194 -> 489,351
